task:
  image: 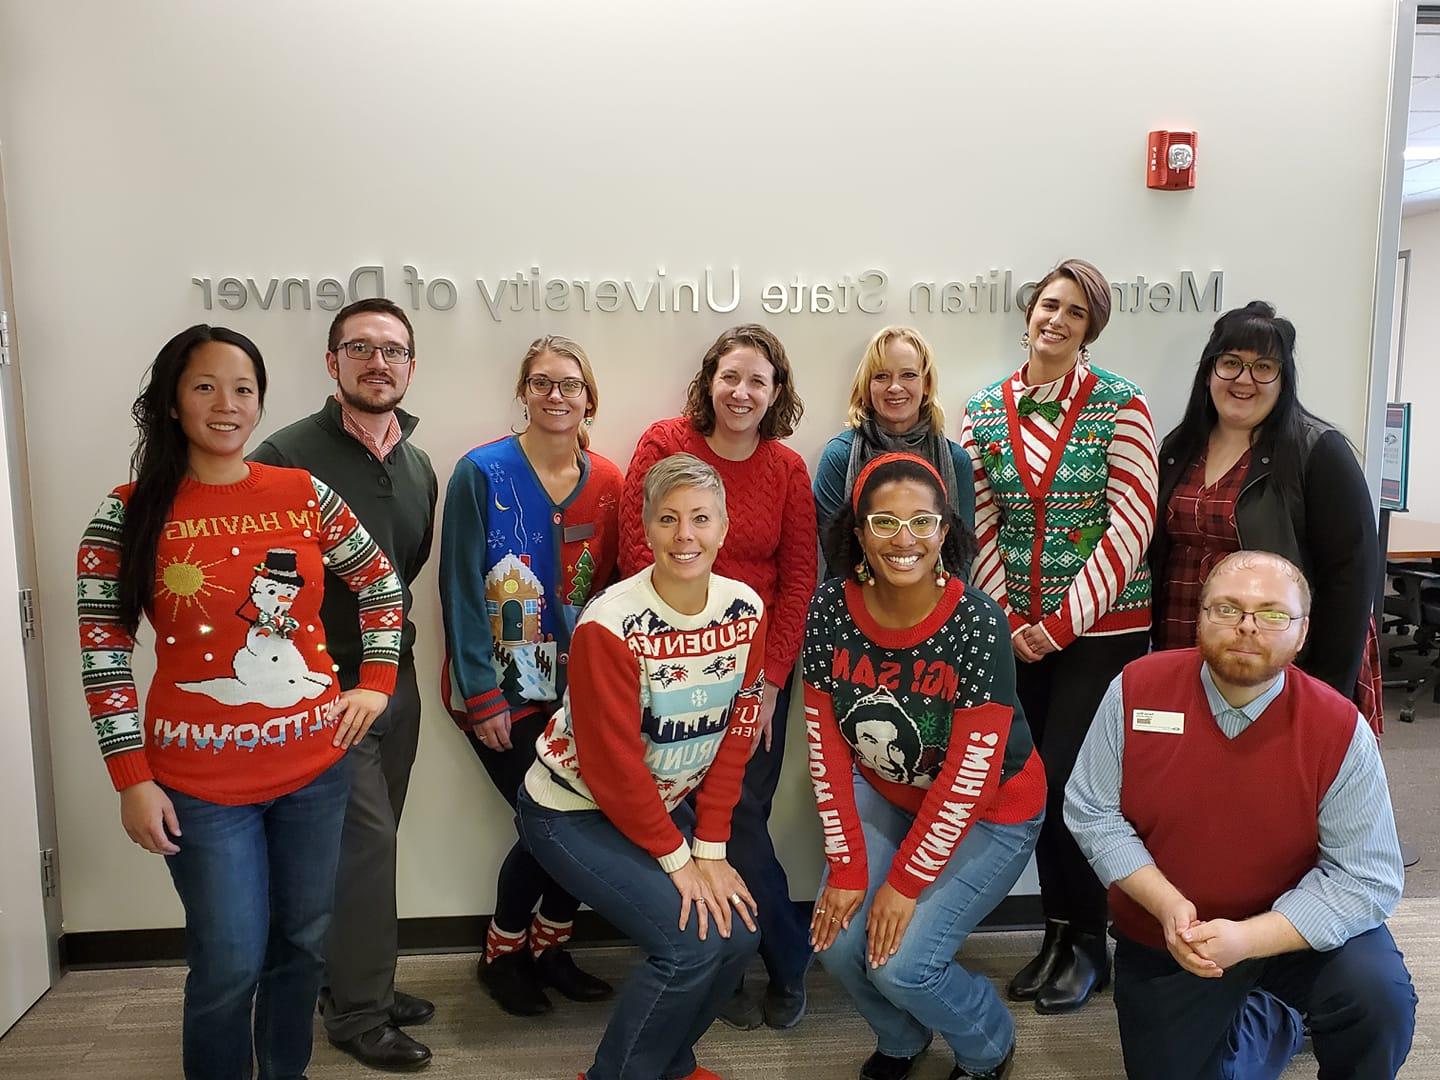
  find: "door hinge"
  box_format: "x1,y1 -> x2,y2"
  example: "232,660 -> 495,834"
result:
18,587 -> 35,639
0,310 -> 9,366
40,848 -> 57,898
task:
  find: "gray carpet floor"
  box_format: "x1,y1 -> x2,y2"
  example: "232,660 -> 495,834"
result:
2,672 -> 1437,1078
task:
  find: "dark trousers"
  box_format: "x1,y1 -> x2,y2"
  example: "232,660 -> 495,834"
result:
321,659 -> 422,1041
1016,631 -> 1148,933
1113,927 -> 1416,1080
715,678 -> 812,991
468,708 -> 581,932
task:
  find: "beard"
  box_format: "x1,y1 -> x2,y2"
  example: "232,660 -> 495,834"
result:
1198,633 -> 1293,688
339,377 -> 404,414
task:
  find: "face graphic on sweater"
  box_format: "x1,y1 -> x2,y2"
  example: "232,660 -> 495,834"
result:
176,548 -> 335,709
840,685 -> 923,785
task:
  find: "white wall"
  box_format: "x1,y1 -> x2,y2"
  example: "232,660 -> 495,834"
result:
0,0 -> 1398,932
1399,209 -> 1440,520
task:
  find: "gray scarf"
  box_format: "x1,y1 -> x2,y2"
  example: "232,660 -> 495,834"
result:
843,417 -> 961,516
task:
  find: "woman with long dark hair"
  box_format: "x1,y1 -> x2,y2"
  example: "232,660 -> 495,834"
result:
440,334 -> 622,1015
618,325 -> 816,1029
77,325 -> 403,1078
806,453 -> 1044,1080
960,258 -> 1159,1014
1149,301 -> 1382,731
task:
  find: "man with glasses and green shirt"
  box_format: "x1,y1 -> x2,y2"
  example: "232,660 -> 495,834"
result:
251,297 -> 439,1071
1064,550 -> 1414,1080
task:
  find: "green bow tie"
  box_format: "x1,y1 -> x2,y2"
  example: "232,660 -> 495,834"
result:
1018,396 -> 1061,423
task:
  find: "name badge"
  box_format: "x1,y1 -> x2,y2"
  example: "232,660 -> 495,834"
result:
1132,709 -> 1185,734
563,523 -> 595,543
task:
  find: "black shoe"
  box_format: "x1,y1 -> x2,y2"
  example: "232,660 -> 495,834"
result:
478,950 -> 553,1017
948,1042 -> 1014,1079
762,979 -> 807,1030
390,989 -> 435,1027
860,1036 -> 932,1080
328,1022 -> 432,1072
534,947 -> 614,1002
1034,929 -> 1109,1014
1006,918 -> 1066,1001
717,984 -> 764,1030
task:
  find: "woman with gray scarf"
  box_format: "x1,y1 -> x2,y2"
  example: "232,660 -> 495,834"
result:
814,326 -> 975,577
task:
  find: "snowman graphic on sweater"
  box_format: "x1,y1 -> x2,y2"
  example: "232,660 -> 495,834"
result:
177,548 -> 334,708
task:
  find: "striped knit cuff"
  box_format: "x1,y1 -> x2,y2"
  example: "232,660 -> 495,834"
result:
105,749 -> 154,792
464,687 -> 508,729
1038,613 -> 1075,651
657,840 -> 691,874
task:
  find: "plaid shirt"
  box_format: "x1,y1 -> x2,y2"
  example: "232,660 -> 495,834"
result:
1155,450 -> 1249,651
336,394 -> 402,461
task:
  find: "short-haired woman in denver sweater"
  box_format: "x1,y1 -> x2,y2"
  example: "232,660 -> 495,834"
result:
518,453 -> 766,1080
959,258 -> 1159,1014
806,452 -> 1045,1080
77,325 -> 403,1079
440,335 -> 622,1015
618,325 -> 816,1029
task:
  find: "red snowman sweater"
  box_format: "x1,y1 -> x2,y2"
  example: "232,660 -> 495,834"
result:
77,463 -> 402,804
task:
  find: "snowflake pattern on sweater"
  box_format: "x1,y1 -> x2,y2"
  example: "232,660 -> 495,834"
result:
525,567 -> 766,871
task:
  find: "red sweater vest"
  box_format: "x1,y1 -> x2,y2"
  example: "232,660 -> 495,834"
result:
1111,648 -> 1354,951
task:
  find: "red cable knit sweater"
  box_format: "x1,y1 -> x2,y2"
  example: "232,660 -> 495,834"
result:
619,416 -> 816,684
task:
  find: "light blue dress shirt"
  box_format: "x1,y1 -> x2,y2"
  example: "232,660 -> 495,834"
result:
1064,666 -> 1404,951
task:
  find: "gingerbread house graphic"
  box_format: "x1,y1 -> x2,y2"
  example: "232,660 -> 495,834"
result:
485,553 -> 544,644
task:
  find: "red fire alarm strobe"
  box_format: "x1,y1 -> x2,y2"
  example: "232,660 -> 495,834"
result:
1148,130 -> 1196,190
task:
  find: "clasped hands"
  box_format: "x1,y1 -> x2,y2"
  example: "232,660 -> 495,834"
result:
1156,894 -> 1255,977
1011,623 -> 1058,663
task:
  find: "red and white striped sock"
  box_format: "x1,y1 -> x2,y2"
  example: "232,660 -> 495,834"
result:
485,920 -> 528,965
530,913 -> 574,957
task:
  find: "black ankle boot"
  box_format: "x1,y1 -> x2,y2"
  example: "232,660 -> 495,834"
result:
948,1041 -> 1014,1079
1006,918 -> 1066,1001
535,946 -> 614,1002
860,1035 -> 932,1080
479,949 -> 553,1016
1034,927 -> 1109,1014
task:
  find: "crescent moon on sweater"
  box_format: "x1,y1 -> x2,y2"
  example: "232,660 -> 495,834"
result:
494,496 -> 511,511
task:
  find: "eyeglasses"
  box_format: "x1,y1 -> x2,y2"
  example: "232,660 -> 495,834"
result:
525,375 -> 587,398
1202,603 -> 1301,631
338,340 -> 412,365
865,512 -> 942,539
1213,353 -> 1281,384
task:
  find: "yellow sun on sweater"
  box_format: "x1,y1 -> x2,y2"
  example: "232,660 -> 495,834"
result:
157,545 -> 233,619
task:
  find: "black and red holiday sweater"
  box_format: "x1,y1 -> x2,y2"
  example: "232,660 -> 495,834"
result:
802,577 -> 1045,898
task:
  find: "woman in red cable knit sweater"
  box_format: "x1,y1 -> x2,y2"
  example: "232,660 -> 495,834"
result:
619,324 -> 817,1028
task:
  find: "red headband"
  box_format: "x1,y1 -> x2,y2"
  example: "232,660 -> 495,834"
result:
850,452 -> 947,511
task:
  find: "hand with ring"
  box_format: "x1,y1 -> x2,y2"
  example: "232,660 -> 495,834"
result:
471,708 -> 514,751
811,884 -> 865,952
694,856 -> 759,937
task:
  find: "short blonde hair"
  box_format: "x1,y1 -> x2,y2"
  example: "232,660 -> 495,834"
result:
844,326 -> 945,433
1201,550 -> 1313,615
515,335 -> 599,449
642,453 -> 728,524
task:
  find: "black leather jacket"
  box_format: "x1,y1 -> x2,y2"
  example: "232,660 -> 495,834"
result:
1149,418 -> 1377,698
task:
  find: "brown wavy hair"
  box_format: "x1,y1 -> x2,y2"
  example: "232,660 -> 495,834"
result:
682,324 -> 804,440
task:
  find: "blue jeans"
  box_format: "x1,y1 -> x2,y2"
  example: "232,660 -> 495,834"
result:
517,788 -> 759,1080
163,757 -> 352,1080
816,772 -> 1041,1073
724,678 -> 812,990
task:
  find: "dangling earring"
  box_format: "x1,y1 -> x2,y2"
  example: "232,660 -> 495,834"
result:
583,416 -> 593,428
1020,331 -> 1031,350
1080,345 -> 1091,362
934,554 -> 949,588
856,556 -> 876,586
523,405 -> 530,422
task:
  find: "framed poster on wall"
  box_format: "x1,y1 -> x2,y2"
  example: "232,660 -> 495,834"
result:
1381,402 -> 1411,511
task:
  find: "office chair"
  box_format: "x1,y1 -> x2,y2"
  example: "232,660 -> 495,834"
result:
1383,563 -> 1440,722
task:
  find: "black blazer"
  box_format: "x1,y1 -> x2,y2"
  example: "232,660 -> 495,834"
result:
1149,419 -> 1377,699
